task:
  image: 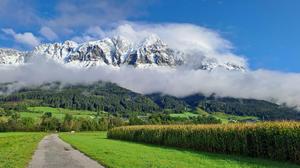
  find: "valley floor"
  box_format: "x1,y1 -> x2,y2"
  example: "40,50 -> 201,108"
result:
1,132 -> 299,168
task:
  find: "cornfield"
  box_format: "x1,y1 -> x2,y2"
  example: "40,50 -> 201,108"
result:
108,122 -> 300,164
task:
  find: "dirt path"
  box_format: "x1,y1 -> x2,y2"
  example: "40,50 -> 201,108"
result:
28,134 -> 104,168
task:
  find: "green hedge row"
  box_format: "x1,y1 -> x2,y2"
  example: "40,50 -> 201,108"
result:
108,122 -> 300,164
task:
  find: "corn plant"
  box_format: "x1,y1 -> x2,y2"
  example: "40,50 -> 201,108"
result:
108,122 -> 300,164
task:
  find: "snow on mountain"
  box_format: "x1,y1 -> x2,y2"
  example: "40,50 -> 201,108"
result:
33,40 -> 78,64
0,35 -> 246,71
0,48 -> 28,65
125,34 -> 184,67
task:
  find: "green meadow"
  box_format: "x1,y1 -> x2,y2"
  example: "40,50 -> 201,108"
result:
169,110 -> 258,123
20,106 -> 98,120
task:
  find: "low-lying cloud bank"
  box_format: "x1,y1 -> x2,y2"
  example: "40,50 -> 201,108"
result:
0,58 -> 300,108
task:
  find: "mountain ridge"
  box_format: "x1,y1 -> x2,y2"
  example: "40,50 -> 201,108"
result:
0,34 -> 246,71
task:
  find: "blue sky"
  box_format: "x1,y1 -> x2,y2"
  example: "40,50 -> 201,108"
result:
0,0 -> 299,72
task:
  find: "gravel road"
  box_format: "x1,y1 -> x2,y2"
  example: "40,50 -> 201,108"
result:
28,134 -> 104,168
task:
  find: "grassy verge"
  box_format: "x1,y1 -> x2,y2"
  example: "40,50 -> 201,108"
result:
60,132 -> 299,168
0,132 -> 46,168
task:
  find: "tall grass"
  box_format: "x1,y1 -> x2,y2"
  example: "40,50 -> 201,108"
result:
108,122 -> 300,164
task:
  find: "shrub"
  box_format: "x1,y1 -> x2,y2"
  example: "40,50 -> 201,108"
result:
61,113 -> 74,131
129,116 -> 145,125
40,117 -> 61,131
20,117 -> 36,131
108,122 -> 300,164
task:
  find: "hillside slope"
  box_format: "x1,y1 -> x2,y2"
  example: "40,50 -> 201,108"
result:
0,82 -> 299,120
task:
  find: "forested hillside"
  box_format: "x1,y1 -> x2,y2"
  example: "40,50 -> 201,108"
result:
0,81 -> 299,120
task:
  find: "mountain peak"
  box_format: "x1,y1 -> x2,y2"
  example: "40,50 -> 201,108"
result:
141,34 -> 164,46
63,40 -> 78,47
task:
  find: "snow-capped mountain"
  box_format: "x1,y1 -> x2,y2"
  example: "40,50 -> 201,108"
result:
0,35 -> 246,71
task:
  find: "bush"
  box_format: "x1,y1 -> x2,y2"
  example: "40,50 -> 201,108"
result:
108,116 -> 125,128
108,122 -> 300,164
129,116 -> 145,125
40,117 -> 61,131
192,115 -> 221,124
0,108 -> 5,116
20,117 -> 36,131
61,113 -> 74,131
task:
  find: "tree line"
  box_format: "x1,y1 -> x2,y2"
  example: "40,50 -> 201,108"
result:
0,107 -> 221,132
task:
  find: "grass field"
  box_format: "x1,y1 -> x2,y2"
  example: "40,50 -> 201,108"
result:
170,109 -> 259,123
169,112 -> 199,118
211,112 -> 258,123
0,132 -> 46,168
60,132 -> 299,168
20,106 -> 98,120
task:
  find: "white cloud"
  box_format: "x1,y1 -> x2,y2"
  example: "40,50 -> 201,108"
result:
2,28 -> 40,47
46,0 -> 150,29
39,26 -> 58,41
0,59 -> 300,108
40,0 -> 154,38
71,26 -> 105,43
86,26 -> 105,38
0,0 -> 155,40
0,0 -> 42,26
